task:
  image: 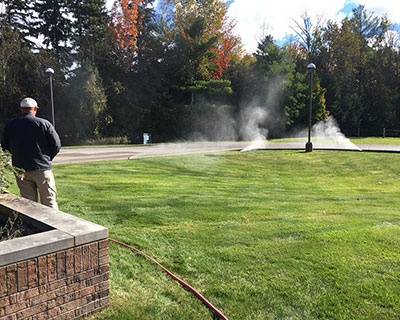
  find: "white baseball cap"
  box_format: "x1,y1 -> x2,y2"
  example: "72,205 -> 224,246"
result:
20,97 -> 38,108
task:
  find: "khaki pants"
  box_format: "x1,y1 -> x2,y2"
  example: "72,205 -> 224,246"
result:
16,170 -> 58,210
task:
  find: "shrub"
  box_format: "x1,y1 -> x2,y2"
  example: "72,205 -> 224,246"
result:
0,149 -> 17,194
0,212 -> 24,241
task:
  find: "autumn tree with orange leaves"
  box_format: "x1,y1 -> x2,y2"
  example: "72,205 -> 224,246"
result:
110,0 -> 143,70
209,8 -> 241,79
160,0 -> 241,80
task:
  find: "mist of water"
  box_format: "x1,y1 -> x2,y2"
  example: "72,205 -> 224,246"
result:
175,74 -> 359,153
239,106 -> 269,152
301,116 -> 361,151
239,75 -> 286,152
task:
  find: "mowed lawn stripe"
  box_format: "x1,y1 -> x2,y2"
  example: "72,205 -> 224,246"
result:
23,150 -> 398,319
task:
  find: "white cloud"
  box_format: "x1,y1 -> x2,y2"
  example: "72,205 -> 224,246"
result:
106,0 -> 115,11
228,0 -> 400,53
105,0 -> 400,53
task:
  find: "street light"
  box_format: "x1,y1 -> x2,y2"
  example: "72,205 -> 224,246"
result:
45,67 -> 55,128
305,63 -> 316,153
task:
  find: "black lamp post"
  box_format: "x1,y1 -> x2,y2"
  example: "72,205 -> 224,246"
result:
305,63 -> 316,152
45,67 -> 55,128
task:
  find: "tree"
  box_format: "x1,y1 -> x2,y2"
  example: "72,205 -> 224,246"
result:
56,64 -> 107,144
322,6 -> 385,134
109,0 -> 144,70
160,0 -> 240,80
29,0 -> 73,65
0,19 -> 56,130
362,15 -> 399,132
291,12 -> 325,62
68,0 -> 110,64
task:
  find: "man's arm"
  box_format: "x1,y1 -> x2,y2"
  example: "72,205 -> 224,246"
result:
45,124 -> 61,160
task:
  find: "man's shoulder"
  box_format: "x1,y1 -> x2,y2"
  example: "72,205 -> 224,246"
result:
33,116 -> 52,127
22,114 -> 52,127
5,115 -> 52,132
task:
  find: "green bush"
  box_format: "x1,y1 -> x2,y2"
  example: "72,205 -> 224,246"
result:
0,212 -> 24,241
0,149 -> 25,240
1,149 -> 14,193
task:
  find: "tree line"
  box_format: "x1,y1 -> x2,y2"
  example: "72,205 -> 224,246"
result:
1,1 -> 399,144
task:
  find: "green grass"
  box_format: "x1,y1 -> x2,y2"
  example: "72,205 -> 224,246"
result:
269,137 -> 400,145
9,150 -> 400,319
349,137 -> 400,145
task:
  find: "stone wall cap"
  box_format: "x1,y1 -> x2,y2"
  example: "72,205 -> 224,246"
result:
0,229 -> 74,266
0,193 -> 108,247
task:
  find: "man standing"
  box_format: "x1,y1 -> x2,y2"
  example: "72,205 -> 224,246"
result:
1,98 -> 61,209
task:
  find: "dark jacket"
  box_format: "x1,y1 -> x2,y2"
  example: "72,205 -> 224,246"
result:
1,113 -> 61,171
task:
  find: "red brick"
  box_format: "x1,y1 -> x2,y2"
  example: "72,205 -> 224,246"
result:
95,280 -> 109,293
82,245 -> 90,271
33,310 -> 56,320
44,306 -> 61,318
98,239 -> 108,249
14,291 -> 27,304
0,297 -> 10,308
47,294 -> 66,310
76,285 -> 95,299
74,247 -> 82,273
17,262 -> 28,291
57,252 -> 66,279
38,285 -> 48,295
65,282 -> 83,295
0,268 -> 6,297
52,309 -> 74,320
98,289 -> 109,299
6,265 -> 17,295
99,264 -> 109,274
47,279 -> 67,292
90,243 -> 98,268
24,287 -> 39,299
75,300 -> 96,317
99,255 -> 109,266
30,290 -> 57,306
5,300 -> 28,314
86,272 -> 109,287
65,250 -> 74,276
73,270 -> 93,285
47,298 -> 59,310
0,315 -> 17,320
58,299 -> 81,314
16,302 -> 46,319
98,295 -> 110,308
47,254 -> 57,282
27,260 -> 38,288
8,294 -> 16,305
37,256 -> 47,285
98,247 -> 108,257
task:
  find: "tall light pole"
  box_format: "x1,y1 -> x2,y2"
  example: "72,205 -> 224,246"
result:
45,67 -> 55,128
305,63 -> 316,153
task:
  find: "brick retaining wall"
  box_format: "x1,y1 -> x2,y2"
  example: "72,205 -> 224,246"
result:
0,239 -> 109,320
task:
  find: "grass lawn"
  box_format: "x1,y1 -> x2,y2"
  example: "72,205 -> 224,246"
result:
10,150 -> 399,319
268,137 -> 400,145
349,137 -> 400,145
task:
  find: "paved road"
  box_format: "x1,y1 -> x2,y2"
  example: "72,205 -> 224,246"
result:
53,141 -> 400,164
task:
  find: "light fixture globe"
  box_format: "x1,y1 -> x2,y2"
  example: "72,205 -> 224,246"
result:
307,63 -> 316,70
45,67 -> 55,74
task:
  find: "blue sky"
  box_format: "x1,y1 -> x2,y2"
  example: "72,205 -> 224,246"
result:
106,0 -> 400,53
228,0 -> 400,52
